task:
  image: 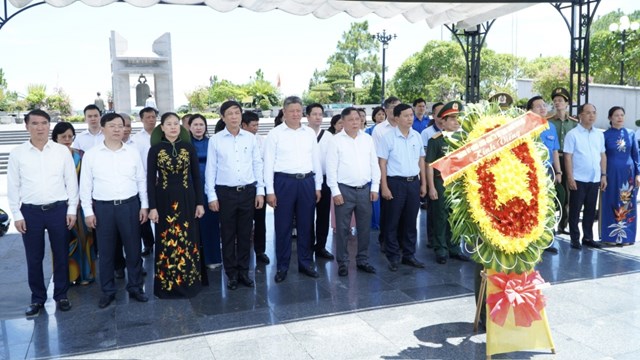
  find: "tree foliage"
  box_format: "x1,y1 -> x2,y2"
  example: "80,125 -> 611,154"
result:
590,10 -> 640,85
25,84 -> 47,109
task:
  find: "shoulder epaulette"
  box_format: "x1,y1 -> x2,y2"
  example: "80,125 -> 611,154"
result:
568,116 -> 578,122
431,132 -> 443,139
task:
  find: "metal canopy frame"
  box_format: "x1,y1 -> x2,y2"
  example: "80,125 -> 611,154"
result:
446,21 -> 494,104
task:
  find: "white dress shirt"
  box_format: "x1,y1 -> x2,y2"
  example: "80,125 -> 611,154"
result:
131,128 -> 152,172
79,142 -> 148,217
263,122 -> 323,194
326,130 -> 381,196
372,120 -> 395,156
205,128 -> 265,201
72,129 -> 104,152
7,140 -> 79,221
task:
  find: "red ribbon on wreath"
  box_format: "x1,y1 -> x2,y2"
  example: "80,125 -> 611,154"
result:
486,271 -> 547,327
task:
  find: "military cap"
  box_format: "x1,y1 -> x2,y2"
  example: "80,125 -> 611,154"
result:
438,101 -> 464,118
551,87 -> 570,101
488,92 -> 513,109
635,119 -> 640,127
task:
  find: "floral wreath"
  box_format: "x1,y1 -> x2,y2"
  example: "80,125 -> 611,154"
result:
439,103 -> 557,273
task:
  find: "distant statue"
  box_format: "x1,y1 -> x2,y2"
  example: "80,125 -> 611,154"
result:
135,74 -> 151,107
94,92 -> 105,113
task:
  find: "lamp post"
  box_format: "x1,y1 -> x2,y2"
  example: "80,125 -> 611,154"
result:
372,30 -> 397,105
609,15 -> 639,85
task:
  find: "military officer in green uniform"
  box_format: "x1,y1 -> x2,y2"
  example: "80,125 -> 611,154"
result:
426,101 -> 470,265
546,87 -> 578,233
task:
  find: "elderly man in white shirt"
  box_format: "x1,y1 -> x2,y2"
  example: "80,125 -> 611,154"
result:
206,101 -> 265,290
264,96 -> 323,283
326,107 -> 380,277
80,113 -> 149,309
73,104 -> 104,152
8,109 -> 78,316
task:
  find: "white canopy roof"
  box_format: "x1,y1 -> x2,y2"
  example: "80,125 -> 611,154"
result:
8,0 -> 537,28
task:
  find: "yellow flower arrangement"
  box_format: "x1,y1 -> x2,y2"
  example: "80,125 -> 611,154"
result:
444,103 -> 556,273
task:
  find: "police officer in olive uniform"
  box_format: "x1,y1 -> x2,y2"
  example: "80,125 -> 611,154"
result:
546,87 -> 578,233
426,101 -> 471,265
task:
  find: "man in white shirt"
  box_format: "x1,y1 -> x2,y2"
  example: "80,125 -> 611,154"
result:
80,113 -> 149,308
241,111 -> 270,265
264,96 -> 323,283
326,107 -> 380,276
131,107 -> 158,256
121,113 -> 134,145
206,101 -> 265,290
8,109 -> 78,316
145,94 -> 157,110
305,103 -> 335,261
72,104 -> 104,152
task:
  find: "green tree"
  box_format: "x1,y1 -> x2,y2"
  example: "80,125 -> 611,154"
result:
45,87 -> 72,116
328,21 -> 379,87
185,86 -> 209,111
480,50 -> 525,99
390,40 -> 466,102
589,10 -> 640,85
25,84 -> 47,109
245,69 -> 280,107
360,72 -> 382,104
209,78 -> 246,104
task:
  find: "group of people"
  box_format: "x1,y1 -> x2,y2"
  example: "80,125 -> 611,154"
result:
525,88 -> 639,250
8,88 -> 637,317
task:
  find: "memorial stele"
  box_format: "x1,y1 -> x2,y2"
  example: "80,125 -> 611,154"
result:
109,31 -> 174,116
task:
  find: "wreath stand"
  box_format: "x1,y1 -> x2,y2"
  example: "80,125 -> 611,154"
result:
473,269 -> 555,359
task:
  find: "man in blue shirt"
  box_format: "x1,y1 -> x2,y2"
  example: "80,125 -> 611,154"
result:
378,103 -> 427,271
412,98 -> 430,134
564,103 -> 607,250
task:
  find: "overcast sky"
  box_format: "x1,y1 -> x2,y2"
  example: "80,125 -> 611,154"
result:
0,1 -> 635,110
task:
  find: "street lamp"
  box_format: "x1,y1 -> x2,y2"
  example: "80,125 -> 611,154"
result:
372,30 -> 397,105
609,15 -> 639,85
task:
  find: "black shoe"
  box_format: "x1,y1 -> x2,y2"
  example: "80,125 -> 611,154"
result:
129,291 -> 149,302
570,242 -> 582,250
436,256 -> 447,264
227,279 -> 238,290
356,263 -> 376,274
299,266 -> 320,278
114,268 -> 125,279
450,253 -> 471,262
141,247 -> 152,256
256,253 -> 270,264
56,299 -> 71,312
583,240 -> 602,249
238,274 -> 255,288
315,249 -> 335,260
25,303 -> 43,316
338,264 -> 348,277
275,270 -> 287,283
401,257 -> 425,268
388,262 -> 398,272
544,246 -> 559,254
98,294 -> 115,308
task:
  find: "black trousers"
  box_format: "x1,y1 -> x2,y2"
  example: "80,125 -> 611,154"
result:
21,201 -> 69,304
94,197 -> 144,295
253,204 -> 266,254
311,177 -> 331,252
216,185 -> 256,279
382,177 -> 420,262
568,180 -> 600,244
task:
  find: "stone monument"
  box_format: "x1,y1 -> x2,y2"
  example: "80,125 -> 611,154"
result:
109,31 -> 174,115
